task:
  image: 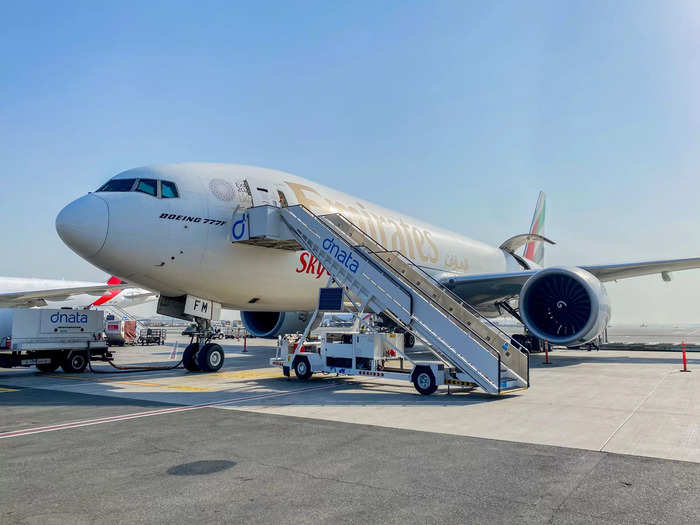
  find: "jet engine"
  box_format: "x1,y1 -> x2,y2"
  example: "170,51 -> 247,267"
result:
240,311 -> 312,338
519,267 -> 610,345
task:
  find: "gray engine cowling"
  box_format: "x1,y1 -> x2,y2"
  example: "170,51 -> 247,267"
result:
240,311 -> 312,338
519,267 -> 610,345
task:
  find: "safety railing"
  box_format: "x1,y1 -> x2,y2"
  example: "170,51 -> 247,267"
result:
320,212 -> 529,387
283,205 -> 501,390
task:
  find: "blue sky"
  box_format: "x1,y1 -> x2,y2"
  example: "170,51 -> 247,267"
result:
1,1 -> 699,322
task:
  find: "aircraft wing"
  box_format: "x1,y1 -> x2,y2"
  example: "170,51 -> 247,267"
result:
441,271 -> 535,310
441,257 -> 700,310
0,284 -> 127,308
580,257 -> 700,282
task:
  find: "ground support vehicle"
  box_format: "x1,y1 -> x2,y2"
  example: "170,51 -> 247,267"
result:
220,326 -> 247,339
105,319 -> 138,346
0,309 -> 110,373
237,204 -> 530,395
138,327 -> 167,345
272,330 -> 457,395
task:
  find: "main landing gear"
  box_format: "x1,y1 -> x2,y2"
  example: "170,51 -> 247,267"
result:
182,318 -> 225,373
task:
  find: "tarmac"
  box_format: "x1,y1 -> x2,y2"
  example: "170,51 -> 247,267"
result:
1,333 -> 699,523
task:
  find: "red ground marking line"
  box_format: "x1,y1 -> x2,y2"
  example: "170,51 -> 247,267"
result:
0,383 -> 338,439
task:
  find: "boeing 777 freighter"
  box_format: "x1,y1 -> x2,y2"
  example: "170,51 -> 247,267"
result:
55,163 -> 700,372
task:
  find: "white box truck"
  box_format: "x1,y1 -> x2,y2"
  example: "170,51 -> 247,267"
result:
0,308 -> 111,373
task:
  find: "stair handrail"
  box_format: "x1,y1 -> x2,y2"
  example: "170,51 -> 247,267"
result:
284,205 -> 502,388
368,249 -> 530,386
315,212 -> 522,363
282,205 -> 414,317
318,211 -> 530,387
319,212 -> 529,356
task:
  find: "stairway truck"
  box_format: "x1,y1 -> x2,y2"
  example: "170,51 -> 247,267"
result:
238,204 -> 530,394
271,332 -> 446,395
0,308 -> 110,373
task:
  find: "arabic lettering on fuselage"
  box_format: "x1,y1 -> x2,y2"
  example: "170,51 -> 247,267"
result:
285,181 -> 441,265
444,254 -> 469,273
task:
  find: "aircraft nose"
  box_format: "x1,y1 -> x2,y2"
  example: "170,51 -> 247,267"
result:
56,194 -> 109,258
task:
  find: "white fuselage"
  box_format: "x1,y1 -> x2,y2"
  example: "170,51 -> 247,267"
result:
56,163 -> 526,312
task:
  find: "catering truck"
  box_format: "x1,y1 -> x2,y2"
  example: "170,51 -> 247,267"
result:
0,308 -> 110,373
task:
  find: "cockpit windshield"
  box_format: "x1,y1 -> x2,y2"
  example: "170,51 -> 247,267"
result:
97,179 -> 136,192
96,178 -> 179,198
161,180 -> 179,198
135,179 -> 157,196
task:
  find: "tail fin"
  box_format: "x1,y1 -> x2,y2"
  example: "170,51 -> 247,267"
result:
90,277 -> 123,306
523,191 -> 546,265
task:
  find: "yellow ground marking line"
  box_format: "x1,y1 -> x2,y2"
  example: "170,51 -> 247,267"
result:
42,368 -> 285,390
210,368 -> 283,380
45,374 -> 213,392
0,387 -> 19,392
47,368 -> 283,383
110,380 -> 212,392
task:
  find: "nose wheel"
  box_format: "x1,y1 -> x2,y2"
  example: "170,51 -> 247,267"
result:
182,318 -> 226,372
197,343 -> 224,372
183,343 -> 201,371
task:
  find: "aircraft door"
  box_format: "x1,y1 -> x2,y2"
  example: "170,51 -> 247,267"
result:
246,179 -> 276,207
232,179 -> 254,210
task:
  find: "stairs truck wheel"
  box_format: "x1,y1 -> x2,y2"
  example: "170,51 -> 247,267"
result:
62,352 -> 88,373
183,343 -> 201,372
36,357 -> 60,373
197,343 -> 224,372
404,332 -> 415,348
294,357 -> 312,380
412,366 -> 437,395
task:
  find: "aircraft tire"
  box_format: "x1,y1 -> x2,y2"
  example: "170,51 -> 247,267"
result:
183,343 -> 201,372
62,351 -> 88,373
197,343 -> 224,372
412,366 -> 437,395
294,357 -> 312,380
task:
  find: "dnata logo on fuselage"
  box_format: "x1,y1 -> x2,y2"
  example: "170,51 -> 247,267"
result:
50,312 -> 88,324
322,237 -> 359,273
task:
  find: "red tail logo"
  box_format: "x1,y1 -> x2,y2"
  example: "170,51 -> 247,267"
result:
91,276 -> 123,306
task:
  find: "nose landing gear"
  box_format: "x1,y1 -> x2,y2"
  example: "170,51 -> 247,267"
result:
182,318 -> 225,372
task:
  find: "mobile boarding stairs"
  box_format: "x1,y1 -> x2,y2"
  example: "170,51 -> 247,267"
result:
232,205 -> 530,395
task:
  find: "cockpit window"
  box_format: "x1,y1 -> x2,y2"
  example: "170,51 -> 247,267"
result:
96,177 -> 178,198
161,180 -> 179,198
96,178 -> 136,192
135,179 -> 157,197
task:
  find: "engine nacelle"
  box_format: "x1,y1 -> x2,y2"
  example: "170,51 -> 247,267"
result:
519,267 -> 610,345
240,311 -> 312,338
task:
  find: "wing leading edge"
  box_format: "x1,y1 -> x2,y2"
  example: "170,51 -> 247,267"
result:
580,257 -> 700,282
441,257 -> 700,310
